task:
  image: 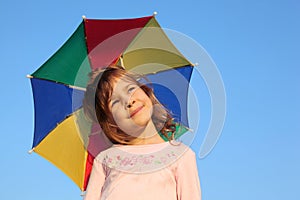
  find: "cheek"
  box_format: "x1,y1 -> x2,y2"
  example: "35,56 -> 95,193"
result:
111,109 -> 121,121
134,90 -> 152,103
143,94 -> 153,108
111,108 -> 128,123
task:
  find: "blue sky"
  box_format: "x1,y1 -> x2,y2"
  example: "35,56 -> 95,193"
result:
1,0 -> 299,199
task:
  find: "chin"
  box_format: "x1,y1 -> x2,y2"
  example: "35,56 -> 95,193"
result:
133,118 -> 152,127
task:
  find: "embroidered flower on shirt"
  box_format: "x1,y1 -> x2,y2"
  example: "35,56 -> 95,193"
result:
103,150 -> 178,171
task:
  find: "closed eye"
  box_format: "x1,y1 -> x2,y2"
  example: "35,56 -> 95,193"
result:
128,85 -> 137,93
111,99 -> 120,107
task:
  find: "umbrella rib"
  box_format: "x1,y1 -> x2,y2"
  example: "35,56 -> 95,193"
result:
69,85 -> 86,91
143,64 -> 194,76
27,76 -> 86,91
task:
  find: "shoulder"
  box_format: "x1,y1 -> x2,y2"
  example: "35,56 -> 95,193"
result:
165,142 -> 197,170
178,143 -> 196,158
179,146 -> 196,164
168,141 -> 196,158
178,143 -> 196,160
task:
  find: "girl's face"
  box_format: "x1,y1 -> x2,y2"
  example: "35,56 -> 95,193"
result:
109,77 -> 153,136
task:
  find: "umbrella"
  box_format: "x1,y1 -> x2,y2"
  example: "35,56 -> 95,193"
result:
28,14 -> 195,191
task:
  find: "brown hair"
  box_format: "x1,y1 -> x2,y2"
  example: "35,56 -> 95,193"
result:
83,65 -> 177,144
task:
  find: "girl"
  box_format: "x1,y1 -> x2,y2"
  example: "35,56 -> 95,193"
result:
83,65 -> 201,200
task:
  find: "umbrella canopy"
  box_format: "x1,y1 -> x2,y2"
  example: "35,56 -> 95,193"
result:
29,15 -> 194,191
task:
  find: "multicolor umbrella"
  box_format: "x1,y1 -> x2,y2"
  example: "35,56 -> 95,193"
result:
28,14 -> 195,191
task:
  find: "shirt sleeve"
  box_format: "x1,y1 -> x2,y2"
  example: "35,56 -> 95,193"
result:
84,157 -> 106,200
175,148 -> 201,200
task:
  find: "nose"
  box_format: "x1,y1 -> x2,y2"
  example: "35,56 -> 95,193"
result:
126,100 -> 135,108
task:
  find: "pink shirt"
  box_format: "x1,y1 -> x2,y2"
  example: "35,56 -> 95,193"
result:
84,141 -> 201,200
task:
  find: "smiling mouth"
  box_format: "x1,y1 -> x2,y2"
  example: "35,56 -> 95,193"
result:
130,106 -> 144,118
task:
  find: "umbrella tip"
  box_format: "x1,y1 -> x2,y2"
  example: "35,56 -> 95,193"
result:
80,191 -> 86,197
26,74 -> 33,79
153,11 -> 158,16
194,62 -> 199,66
82,15 -> 87,20
28,148 -> 35,154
